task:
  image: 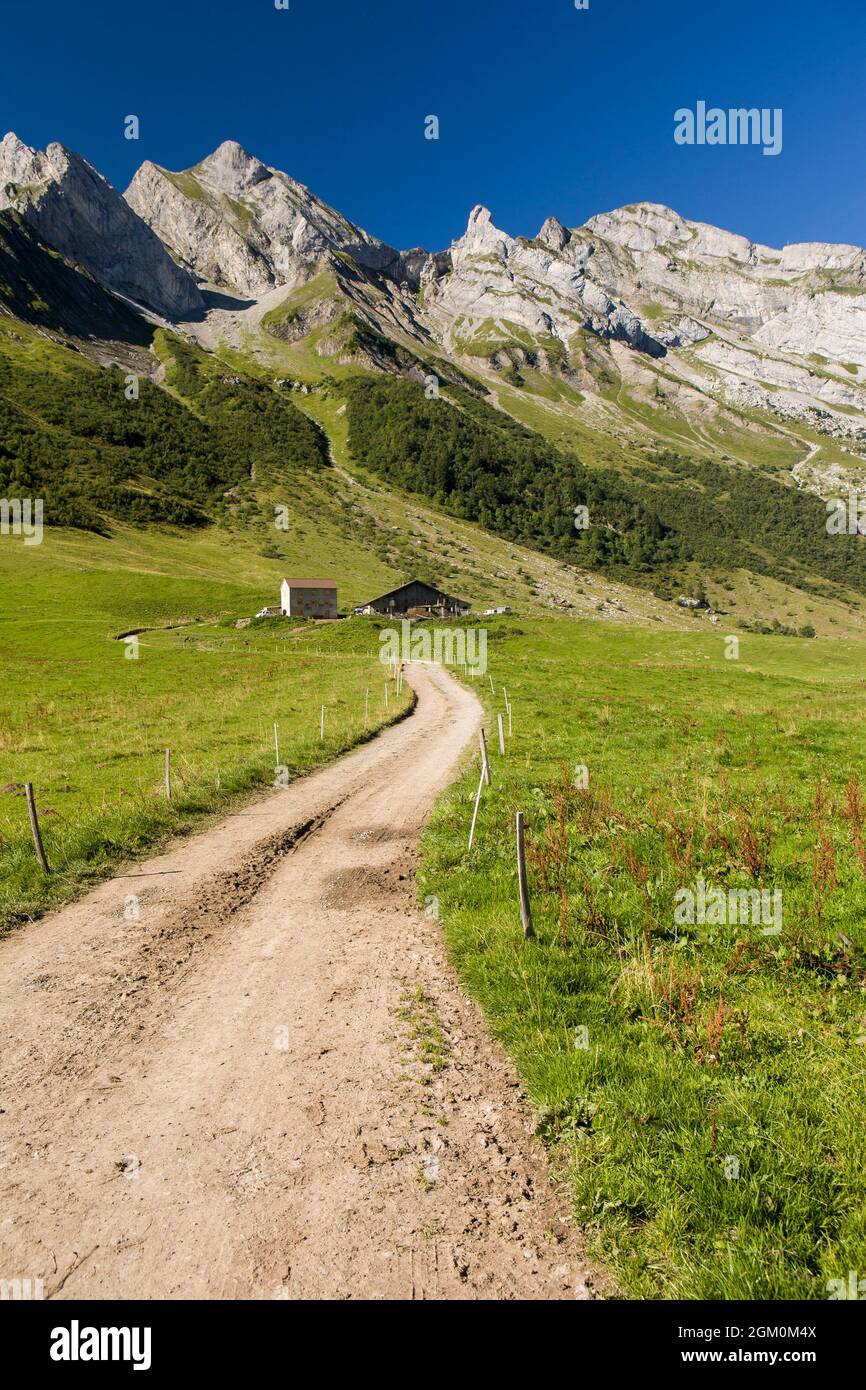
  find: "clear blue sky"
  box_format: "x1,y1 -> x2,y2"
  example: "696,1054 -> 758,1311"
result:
2,0 -> 864,253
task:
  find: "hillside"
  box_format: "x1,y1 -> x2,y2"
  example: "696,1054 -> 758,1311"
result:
0,131 -> 865,634
0,318 -> 688,627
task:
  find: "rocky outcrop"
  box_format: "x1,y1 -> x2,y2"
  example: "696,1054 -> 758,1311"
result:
421,204 -> 665,359
6,128 -> 866,468
124,155 -> 274,296
125,140 -> 411,297
0,132 -> 202,318
537,216 -> 571,253
578,201 -> 866,366
0,209 -> 154,348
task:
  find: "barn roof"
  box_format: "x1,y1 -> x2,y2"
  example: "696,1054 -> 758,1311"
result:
360,578 -> 469,608
281,577 -> 337,588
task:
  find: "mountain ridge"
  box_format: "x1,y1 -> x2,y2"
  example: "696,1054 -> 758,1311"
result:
0,132 -> 203,318
124,138 -> 442,297
2,129 -> 866,636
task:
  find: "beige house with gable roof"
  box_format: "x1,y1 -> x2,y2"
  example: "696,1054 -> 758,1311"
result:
280,577 -> 338,620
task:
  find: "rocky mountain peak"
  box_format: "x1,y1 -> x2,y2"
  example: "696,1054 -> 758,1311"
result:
195,140 -> 272,196
125,143 -> 412,297
468,204 -> 492,228
423,198 -> 666,361
455,205 -> 511,261
0,130 -> 53,186
0,131 -> 203,318
584,201 -> 694,253
537,215 -> 570,252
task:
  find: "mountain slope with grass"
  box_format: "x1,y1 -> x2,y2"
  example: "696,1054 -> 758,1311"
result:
0,130 -> 865,636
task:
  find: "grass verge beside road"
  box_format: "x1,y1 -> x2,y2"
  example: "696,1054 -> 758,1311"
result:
421,618 -> 866,1298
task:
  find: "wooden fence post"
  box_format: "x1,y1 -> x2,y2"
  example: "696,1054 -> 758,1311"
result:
516,811 -> 535,939
488,674 -> 495,695
25,782 -> 50,874
497,712 -> 505,755
164,748 -> 172,800
479,727 -> 491,786
507,701 -> 512,737
384,682 -> 389,709
468,763 -> 486,851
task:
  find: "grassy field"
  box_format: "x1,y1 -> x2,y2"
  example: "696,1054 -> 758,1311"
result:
421,617 -> 866,1299
0,472 -> 690,930
4,513 -> 866,1300
0,561 -> 412,929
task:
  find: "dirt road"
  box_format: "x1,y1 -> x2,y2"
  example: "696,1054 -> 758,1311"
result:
0,663 -> 598,1300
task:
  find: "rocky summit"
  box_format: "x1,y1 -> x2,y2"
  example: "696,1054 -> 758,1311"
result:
3,131 -> 866,497
119,140 -> 866,492
124,139 -> 411,297
0,133 -> 202,319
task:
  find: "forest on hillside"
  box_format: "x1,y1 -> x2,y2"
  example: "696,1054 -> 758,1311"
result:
345,377 -> 683,573
3,319 -> 865,607
345,377 -> 866,596
0,332 -> 329,532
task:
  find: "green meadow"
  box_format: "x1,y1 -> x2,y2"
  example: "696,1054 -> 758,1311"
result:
3,527 -> 865,1301
421,618 -> 866,1300
0,556 -> 410,929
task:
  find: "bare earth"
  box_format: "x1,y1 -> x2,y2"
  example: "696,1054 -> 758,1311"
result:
0,663 -> 599,1301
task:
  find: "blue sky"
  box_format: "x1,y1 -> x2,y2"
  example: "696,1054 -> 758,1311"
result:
2,0 -> 864,253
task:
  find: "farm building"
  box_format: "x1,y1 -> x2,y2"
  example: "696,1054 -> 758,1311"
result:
355,579 -> 470,617
280,578 -> 338,619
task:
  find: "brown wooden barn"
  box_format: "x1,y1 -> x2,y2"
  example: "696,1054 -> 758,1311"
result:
354,579 -> 470,617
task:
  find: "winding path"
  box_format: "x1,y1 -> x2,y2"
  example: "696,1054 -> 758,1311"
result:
0,663 -> 598,1301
